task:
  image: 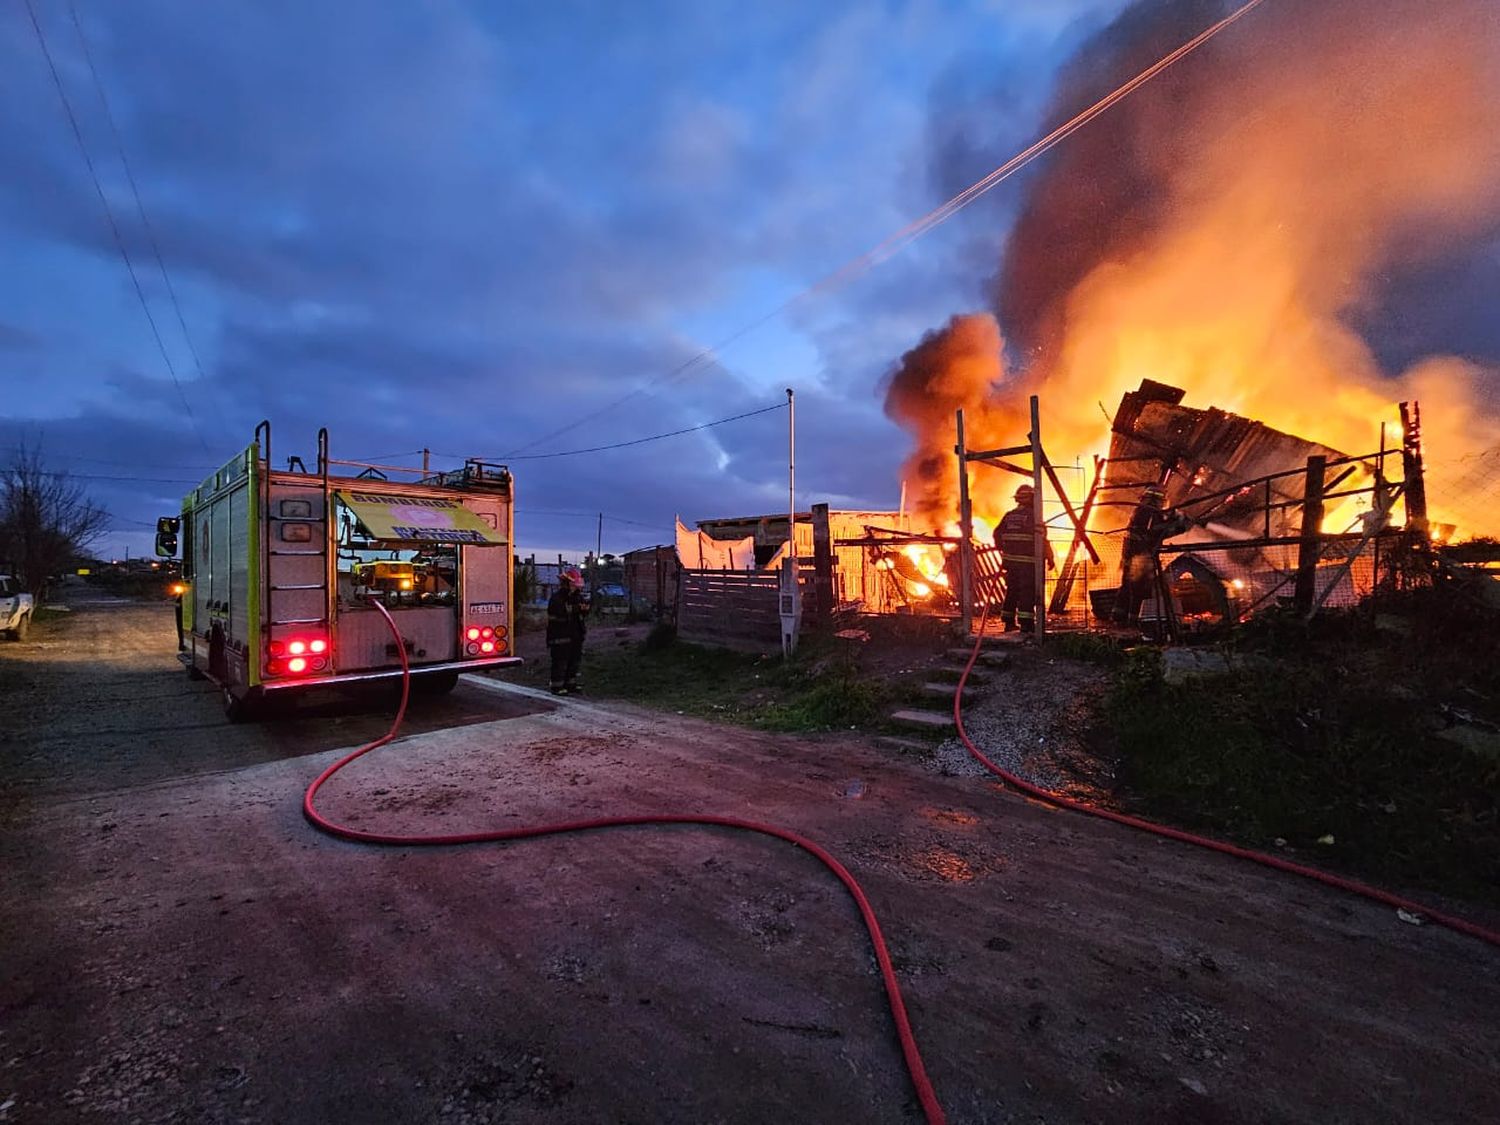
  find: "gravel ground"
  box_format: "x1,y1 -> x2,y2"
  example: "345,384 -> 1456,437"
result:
933,646 -> 1113,799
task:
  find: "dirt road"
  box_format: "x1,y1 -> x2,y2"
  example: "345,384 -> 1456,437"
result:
2,599 -> 1497,1123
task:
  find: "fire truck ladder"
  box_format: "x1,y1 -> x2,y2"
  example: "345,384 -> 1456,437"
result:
260,420 -> 332,632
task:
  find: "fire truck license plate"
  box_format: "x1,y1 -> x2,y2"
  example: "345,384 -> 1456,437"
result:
469,602 -> 504,615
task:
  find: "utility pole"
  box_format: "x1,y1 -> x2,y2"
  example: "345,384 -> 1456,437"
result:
780,387 -> 801,657
595,512 -> 603,598
787,387 -> 797,568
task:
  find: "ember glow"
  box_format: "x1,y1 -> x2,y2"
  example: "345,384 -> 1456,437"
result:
886,0 -> 1500,537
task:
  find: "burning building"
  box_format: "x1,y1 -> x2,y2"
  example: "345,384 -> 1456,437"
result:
883,0 -> 1500,557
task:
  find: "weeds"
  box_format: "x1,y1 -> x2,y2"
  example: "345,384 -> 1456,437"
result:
1045,631 -> 1125,666
1104,600 -> 1500,902
548,631 -> 893,733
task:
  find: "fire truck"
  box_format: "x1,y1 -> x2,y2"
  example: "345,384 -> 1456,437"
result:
157,422 -> 520,720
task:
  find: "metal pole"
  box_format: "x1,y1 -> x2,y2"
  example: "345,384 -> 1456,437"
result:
1029,395 -> 1046,637
787,387 -> 797,568
595,512 -> 603,598
422,448 -> 430,473
955,409 -> 973,636
782,387 -> 801,658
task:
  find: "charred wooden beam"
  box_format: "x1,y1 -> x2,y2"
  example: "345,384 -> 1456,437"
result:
1293,455 -> 1327,614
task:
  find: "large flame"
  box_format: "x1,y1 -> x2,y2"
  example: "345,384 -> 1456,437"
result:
888,0 -> 1500,537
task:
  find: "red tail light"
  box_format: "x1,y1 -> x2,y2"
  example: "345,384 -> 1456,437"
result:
464,623 -> 507,658
266,633 -> 330,676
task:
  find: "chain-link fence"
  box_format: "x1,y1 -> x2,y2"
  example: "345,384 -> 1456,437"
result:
1424,444 -> 1500,542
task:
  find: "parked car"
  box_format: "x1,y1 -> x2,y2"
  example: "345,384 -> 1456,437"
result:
0,575 -> 35,641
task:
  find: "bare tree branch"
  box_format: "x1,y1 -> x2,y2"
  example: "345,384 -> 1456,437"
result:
1,442 -> 110,596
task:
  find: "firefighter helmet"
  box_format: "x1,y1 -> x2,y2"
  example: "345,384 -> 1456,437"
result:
1014,483 -> 1036,501
560,566 -> 583,586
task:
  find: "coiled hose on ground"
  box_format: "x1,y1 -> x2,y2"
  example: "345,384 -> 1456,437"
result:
951,606 -> 1500,951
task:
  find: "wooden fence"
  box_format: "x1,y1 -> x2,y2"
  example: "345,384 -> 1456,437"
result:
676,568 -> 816,651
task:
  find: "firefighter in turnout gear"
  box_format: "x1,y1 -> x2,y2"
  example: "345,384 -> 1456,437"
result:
993,483 -> 1055,631
547,566 -> 590,694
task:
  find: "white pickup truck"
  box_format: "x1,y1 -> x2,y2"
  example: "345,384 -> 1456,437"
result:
1,575 -> 35,640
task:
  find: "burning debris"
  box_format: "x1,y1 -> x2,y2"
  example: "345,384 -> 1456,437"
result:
1101,379 -> 1347,539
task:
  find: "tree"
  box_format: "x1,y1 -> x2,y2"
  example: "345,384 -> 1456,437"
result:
0,444 -> 109,596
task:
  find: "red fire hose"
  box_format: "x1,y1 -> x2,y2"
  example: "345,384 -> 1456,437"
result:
952,606 -> 1500,950
303,599 -> 947,1125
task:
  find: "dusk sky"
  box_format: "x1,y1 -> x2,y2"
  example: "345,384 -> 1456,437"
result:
5,1 -> 1497,561
1,0 -> 1135,560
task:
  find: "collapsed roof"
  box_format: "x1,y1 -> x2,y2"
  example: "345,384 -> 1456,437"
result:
1104,379 -> 1347,538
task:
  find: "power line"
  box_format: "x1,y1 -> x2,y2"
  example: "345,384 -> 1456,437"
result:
66,0 -> 225,432
501,0 -> 1270,458
0,444 -> 215,472
470,401 -> 784,463
344,449 -> 424,464
24,468 -> 201,486
21,0 -> 212,456
101,511 -> 159,527
518,509 -> 664,530
827,0 -> 1270,275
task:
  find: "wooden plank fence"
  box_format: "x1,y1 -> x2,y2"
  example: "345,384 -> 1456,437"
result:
677,569 -> 781,650
676,568 -> 818,651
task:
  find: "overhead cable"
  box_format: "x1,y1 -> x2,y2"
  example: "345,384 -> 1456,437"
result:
66,0 -> 227,431
21,0 -> 213,456
482,401 -> 785,462
502,0 -> 1269,458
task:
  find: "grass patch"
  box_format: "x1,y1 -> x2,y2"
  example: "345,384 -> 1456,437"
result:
1044,630 -> 1125,666
1102,597 -> 1500,903
539,632 -> 899,733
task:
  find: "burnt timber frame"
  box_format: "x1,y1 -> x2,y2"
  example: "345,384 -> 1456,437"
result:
953,395 -> 1098,636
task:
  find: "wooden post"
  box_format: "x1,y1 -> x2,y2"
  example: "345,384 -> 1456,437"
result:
811,503 -> 833,628
1049,455 -> 1103,614
1029,395 -> 1046,637
1399,401 -> 1428,535
955,410 -> 973,636
1373,423 -> 1387,595
1040,451 -> 1100,564
1293,455 -> 1327,614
